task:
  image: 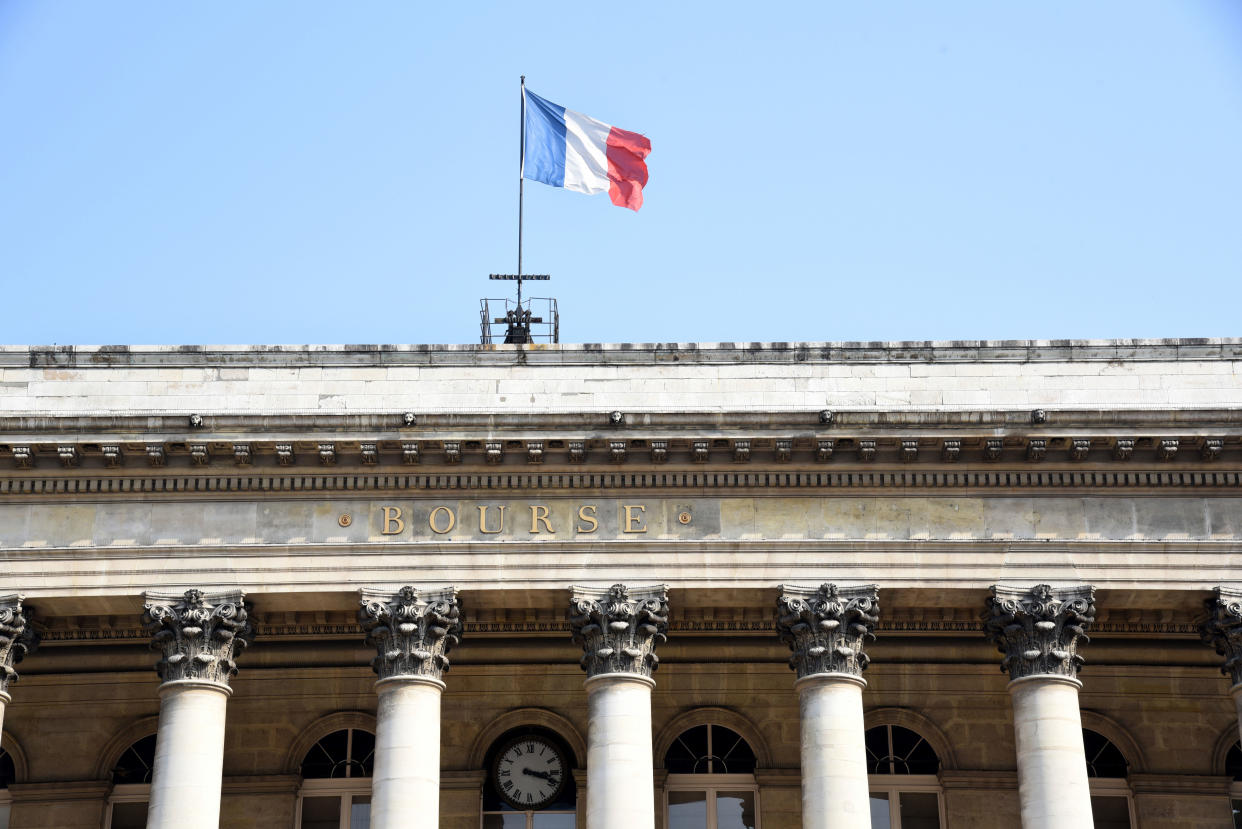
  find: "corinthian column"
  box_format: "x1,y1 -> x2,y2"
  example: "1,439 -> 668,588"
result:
359,586 -> 461,829
569,583 -> 668,829
777,583 -> 879,829
0,594 -> 38,736
143,589 -> 252,829
1199,586 -> 1242,745
984,584 -> 1096,829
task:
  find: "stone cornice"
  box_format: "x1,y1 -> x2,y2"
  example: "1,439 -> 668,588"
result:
5,338 -> 1240,368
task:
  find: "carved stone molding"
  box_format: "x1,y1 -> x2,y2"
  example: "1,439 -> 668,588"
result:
776,583 -> 880,680
568,583 -> 669,680
143,589 -> 252,688
983,584 -> 1095,682
1200,586 -> 1242,687
357,586 -> 462,683
0,595 -> 38,696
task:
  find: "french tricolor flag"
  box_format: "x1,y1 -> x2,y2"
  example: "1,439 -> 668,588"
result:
523,89 -> 652,211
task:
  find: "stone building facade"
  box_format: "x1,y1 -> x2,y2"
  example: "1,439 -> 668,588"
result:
0,340 -> 1241,829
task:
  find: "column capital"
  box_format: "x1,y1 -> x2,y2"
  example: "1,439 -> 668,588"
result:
358,586 -> 462,683
143,589 -> 252,689
1200,586 -> 1242,686
0,594 -> 38,696
569,583 -> 669,679
983,583 -> 1095,682
776,583 -> 879,680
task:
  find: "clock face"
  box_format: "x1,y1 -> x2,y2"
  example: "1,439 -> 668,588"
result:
493,735 -> 567,810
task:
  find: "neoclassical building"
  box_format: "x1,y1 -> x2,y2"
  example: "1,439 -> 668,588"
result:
1,340 -> 1241,829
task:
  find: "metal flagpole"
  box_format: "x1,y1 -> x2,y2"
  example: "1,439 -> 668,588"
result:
518,75 -> 526,303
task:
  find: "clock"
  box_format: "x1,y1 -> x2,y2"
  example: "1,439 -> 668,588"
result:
492,734 -> 567,810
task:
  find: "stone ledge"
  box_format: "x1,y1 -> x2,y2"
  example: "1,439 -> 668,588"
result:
938,769 -> 1019,789
7,779 -> 111,802
1129,773 -> 1232,796
4,338 -> 1241,369
221,773 -> 300,795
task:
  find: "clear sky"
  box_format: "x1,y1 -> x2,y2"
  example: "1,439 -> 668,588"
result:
2,2 -> 1241,346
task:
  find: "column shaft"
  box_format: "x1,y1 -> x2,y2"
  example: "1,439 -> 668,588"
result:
146,683 -> 230,829
797,675 -> 870,829
585,675 -> 655,829
1009,677 -> 1093,828
371,677 -> 444,829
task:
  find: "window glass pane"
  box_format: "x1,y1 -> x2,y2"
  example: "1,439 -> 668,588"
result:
865,727 -> 891,774
0,749 -> 14,788
112,735 -> 158,784
0,803 -> 9,829
482,815 -> 526,829
716,791 -> 757,829
1082,730 -> 1128,779
533,815 -> 577,829
669,790 -> 708,829
869,792 -> 891,829
1090,795 -> 1131,829
666,726 -> 710,774
899,792 -> 940,829
349,795 -> 370,829
110,802 -> 149,829
300,796 -> 341,829
711,727 -> 757,774
1232,799 -> 1242,829
352,731 -> 376,778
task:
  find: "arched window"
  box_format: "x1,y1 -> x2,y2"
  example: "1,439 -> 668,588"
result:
105,735 -> 156,829
297,728 -> 374,829
481,727 -> 578,829
664,724 -> 759,829
866,725 -> 944,829
1082,729 -> 1134,829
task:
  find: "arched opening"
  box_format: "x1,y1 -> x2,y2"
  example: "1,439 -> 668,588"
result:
664,724 -> 759,829
866,724 -> 943,829
297,727 -> 375,829
1082,728 -> 1134,829
481,726 -> 578,828
105,735 -> 156,829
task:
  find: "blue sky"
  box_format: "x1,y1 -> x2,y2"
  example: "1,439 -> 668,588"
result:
2,2 -> 1241,346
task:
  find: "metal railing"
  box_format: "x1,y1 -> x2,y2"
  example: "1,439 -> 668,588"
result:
479,297 -> 559,344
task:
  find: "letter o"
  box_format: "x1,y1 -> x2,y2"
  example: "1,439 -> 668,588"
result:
429,506 -> 456,534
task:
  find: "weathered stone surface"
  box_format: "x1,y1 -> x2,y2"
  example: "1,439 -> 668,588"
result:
776,583 -> 879,679
358,586 -> 461,682
143,589 -> 252,688
1200,586 -> 1242,686
0,594 -> 38,695
569,583 -> 668,679
983,584 -> 1095,681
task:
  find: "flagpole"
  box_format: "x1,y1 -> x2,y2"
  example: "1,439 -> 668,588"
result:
518,75 -> 526,304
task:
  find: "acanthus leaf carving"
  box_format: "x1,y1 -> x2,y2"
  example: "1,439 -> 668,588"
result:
569,583 -> 668,679
1200,586 -> 1242,687
983,584 -> 1095,682
358,586 -> 462,683
776,583 -> 879,680
0,594 -> 38,696
143,589 -> 252,688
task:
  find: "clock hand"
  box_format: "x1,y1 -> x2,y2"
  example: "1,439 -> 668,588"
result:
522,768 -> 556,782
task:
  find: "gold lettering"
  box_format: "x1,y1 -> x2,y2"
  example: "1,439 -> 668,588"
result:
622,504 -> 647,533
529,504 -> 555,534
429,506 -> 456,534
576,504 -> 599,534
478,505 -> 506,534
380,506 -> 405,535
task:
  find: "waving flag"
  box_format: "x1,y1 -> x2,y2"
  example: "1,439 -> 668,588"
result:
522,89 -> 652,211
